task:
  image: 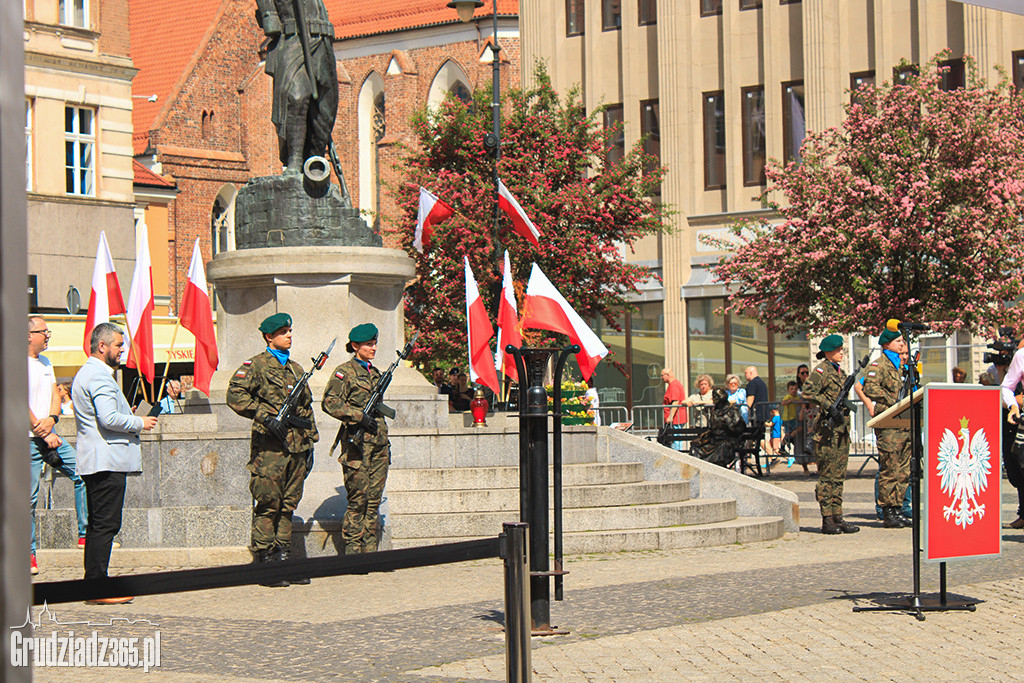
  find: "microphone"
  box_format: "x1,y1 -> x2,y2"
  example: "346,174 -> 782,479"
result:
885,318 -> 930,333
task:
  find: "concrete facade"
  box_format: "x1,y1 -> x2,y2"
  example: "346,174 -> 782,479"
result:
520,0 -> 1024,391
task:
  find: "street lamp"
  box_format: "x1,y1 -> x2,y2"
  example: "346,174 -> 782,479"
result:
448,0 -> 503,264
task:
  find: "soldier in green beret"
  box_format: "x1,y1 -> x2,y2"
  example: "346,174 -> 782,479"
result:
864,327 -> 912,528
322,323 -> 391,554
226,313 -> 319,585
802,334 -> 860,535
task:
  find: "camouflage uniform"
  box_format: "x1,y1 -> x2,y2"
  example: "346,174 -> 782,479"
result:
863,353 -> 911,507
802,360 -> 851,516
322,358 -> 390,554
226,351 -> 319,552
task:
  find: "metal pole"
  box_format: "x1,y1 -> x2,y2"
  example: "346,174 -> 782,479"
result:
501,522 -> 531,683
552,345 -> 579,602
491,0 -> 502,254
523,348 -> 552,632
509,346 -> 529,521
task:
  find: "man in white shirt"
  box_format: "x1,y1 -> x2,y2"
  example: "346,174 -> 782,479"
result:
29,316 -> 88,575
999,341 -> 1024,530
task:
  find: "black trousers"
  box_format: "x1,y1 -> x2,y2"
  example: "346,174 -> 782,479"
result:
1001,413 -> 1024,517
82,471 -> 127,580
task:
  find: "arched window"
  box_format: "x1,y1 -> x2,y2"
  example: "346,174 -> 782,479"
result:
358,73 -> 385,226
427,60 -> 472,110
211,185 -> 237,256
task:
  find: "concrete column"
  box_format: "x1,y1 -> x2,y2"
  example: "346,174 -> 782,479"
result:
803,0 -> 846,132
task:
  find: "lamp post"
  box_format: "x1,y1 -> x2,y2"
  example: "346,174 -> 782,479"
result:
448,0 -> 503,259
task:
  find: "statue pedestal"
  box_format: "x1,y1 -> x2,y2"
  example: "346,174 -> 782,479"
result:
206,246 -> 447,437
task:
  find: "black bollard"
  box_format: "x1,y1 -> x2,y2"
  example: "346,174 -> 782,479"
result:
522,348 -> 553,633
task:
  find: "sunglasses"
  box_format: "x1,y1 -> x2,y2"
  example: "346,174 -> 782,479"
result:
30,329 -> 52,338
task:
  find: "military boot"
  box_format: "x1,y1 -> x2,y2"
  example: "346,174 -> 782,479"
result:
882,507 -> 906,528
897,509 -> 913,526
833,514 -> 861,534
256,548 -> 289,588
275,548 -> 310,585
821,515 -> 842,535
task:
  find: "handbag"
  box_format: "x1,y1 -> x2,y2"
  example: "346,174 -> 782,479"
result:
32,437 -> 64,469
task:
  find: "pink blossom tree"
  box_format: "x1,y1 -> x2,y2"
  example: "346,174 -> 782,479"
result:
392,66 -> 667,367
706,54 -> 1024,336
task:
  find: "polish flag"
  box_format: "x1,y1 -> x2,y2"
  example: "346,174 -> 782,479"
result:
494,251 -> 522,383
520,263 -> 608,380
83,231 -> 126,357
124,222 -> 156,383
179,239 -> 219,396
414,186 -> 455,252
497,179 -> 540,247
464,256 -> 500,394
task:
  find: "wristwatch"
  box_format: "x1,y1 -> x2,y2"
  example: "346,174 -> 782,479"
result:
48,414 -> 59,424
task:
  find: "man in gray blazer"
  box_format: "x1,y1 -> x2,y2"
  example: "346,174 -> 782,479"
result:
73,322 -> 157,601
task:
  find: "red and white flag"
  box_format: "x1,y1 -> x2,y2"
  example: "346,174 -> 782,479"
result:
414,186 -> 455,253
521,263 -> 608,380
497,179 -> 540,247
464,256 -> 500,394
179,239 -> 219,396
124,222 -> 156,383
83,231 -> 126,357
494,250 -> 522,383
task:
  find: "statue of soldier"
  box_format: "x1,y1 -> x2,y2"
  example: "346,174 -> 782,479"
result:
255,0 -> 338,175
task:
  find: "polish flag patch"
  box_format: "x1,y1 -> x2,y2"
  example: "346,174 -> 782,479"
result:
335,371 -> 345,380
815,367 -> 824,373
243,360 -> 252,365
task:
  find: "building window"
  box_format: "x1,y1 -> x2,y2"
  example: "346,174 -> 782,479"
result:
602,0 -> 621,30
25,99 -> 32,192
782,81 -> 805,164
850,70 -> 875,104
740,0 -> 762,9
566,0 -> 585,36
701,0 -> 722,16
59,0 -> 88,28
65,106 -> 95,196
780,0 -> 800,4
638,0 -> 656,25
640,99 -> 660,197
939,58 -> 965,91
1013,51 -> 1024,90
703,91 -> 726,190
894,64 -> 919,85
603,104 -> 625,166
449,82 -> 472,103
742,86 -> 766,186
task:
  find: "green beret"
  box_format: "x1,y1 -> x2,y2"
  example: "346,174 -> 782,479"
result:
259,312 -> 292,335
348,323 -> 378,344
878,329 -> 901,346
818,334 -> 843,353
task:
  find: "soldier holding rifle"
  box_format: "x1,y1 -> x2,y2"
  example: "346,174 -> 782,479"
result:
227,313 -> 320,586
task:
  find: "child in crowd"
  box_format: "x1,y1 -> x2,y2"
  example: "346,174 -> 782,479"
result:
762,407 -> 783,469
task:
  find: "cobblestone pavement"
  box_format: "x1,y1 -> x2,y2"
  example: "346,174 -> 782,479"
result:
27,469 -> 1024,682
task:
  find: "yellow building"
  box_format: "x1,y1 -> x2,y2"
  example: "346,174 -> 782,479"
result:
520,0 -> 1024,402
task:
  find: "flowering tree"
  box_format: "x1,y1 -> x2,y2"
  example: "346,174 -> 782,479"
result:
706,54 -> 1024,336
393,66 -> 666,367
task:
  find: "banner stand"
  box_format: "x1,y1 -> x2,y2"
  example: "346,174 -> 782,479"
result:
853,336 -> 980,621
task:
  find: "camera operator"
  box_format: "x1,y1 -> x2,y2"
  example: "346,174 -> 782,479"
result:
998,336 -> 1024,530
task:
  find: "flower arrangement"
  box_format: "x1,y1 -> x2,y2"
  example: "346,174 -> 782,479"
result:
546,380 -> 595,424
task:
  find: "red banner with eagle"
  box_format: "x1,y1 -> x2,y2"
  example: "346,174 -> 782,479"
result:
924,385 -> 1002,562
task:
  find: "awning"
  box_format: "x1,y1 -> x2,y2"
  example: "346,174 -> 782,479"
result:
681,266 -> 732,300
951,1 -> 1024,16
41,315 -> 204,378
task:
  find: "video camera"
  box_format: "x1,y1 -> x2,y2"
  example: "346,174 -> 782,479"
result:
983,326 -> 1019,366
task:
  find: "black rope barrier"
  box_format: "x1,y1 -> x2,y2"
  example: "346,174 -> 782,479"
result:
34,537 -> 501,605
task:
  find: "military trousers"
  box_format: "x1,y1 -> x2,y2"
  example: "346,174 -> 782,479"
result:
875,428 -> 911,507
248,448 -> 308,552
814,426 -> 851,516
341,441 -> 390,554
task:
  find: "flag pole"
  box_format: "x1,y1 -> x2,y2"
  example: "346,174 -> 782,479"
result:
157,318 -> 182,403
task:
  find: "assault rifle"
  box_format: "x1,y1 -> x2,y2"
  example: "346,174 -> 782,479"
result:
259,337 -> 336,446
824,353 -> 871,430
330,333 -> 418,459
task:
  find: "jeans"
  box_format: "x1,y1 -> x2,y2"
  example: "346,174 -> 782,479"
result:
30,436 -> 88,554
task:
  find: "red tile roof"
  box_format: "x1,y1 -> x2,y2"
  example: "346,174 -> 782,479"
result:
328,0 -> 518,40
133,159 -> 176,188
129,0 -> 228,154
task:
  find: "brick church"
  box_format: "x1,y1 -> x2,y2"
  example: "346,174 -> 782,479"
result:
130,0 -> 520,313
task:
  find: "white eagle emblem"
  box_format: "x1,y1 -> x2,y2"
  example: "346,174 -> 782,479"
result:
935,417 -> 991,528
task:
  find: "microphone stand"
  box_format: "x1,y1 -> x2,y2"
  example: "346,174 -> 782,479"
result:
854,331 -> 978,620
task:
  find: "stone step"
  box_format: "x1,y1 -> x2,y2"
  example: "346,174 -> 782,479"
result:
386,462 -> 646,491
33,546 -> 252,570
387,480 -> 691,514
391,517 -> 785,554
389,499 -> 736,539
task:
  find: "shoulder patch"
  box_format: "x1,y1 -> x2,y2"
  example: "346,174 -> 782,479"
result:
869,361 -> 879,367
243,360 -> 252,365
235,370 -> 246,377
867,371 -> 876,377
815,367 -> 824,374
335,371 -> 345,380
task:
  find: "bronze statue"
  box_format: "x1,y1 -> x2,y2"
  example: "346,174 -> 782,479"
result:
255,0 -> 338,175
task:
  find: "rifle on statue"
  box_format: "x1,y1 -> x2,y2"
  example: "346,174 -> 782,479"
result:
330,333 -> 418,459
824,353 -> 871,430
259,337 -> 336,446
